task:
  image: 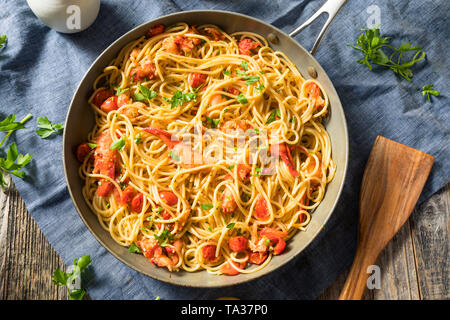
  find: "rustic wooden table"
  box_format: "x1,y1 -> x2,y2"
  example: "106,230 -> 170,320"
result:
0,182 -> 448,300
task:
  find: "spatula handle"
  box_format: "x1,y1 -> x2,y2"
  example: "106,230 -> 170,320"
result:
338,244 -> 378,300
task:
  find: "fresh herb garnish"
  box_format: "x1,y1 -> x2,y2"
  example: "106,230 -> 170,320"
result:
134,133 -> 142,144
349,27 -> 426,81
266,108 -> 281,124
226,222 -> 235,230
205,116 -> 220,128
169,150 -> 180,162
88,143 -> 97,149
52,255 -> 92,300
156,206 -> 163,214
110,137 -> 126,150
255,84 -> 265,92
154,228 -> 174,247
164,90 -> 198,109
115,87 -> 130,96
0,35 -> 7,49
0,142 -> 33,189
0,114 -> 28,133
201,203 -> 214,210
134,84 -> 157,102
237,93 -> 248,105
421,84 -> 440,101
224,70 -> 231,76
36,117 -> 64,139
128,243 -> 141,253
240,61 -> 248,71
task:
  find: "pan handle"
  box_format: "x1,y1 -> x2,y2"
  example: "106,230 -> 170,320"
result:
289,0 -> 348,56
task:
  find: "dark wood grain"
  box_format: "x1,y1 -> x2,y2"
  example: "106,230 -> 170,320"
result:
319,183 -> 448,300
1,179 -> 448,300
0,182 -> 68,300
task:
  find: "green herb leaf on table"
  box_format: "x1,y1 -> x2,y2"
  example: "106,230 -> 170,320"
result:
0,142 -> 33,189
0,114 -> 26,133
52,255 -> 92,300
36,117 -> 64,139
349,27 -> 426,81
0,35 -> 7,49
421,84 -> 440,101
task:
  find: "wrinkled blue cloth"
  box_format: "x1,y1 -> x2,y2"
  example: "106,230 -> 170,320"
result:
0,0 -> 448,300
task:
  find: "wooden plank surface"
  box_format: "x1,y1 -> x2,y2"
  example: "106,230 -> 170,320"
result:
0,181 -> 448,300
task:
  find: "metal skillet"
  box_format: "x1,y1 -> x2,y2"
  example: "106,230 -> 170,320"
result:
63,0 -> 349,288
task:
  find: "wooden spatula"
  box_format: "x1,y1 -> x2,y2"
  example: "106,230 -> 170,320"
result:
339,136 -> 434,300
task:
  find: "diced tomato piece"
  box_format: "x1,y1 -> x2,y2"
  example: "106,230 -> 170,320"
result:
260,227 -> 288,240
248,251 -> 268,265
254,196 -> 270,220
76,143 -> 91,162
202,244 -> 219,262
146,24 -> 165,38
130,193 -> 144,212
119,186 -> 135,205
260,227 -> 288,255
220,261 -> 246,276
238,38 -> 261,55
93,89 -> 112,107
100,96 -> 118,113
228,236 -> 248,252
189,72 -> 207,89
159,190 -> 178,206
162,210 -> 171,220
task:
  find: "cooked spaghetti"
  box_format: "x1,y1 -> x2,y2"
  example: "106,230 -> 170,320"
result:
76,23 -> 335,275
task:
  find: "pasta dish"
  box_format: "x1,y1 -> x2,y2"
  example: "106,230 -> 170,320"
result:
75,23 -> 335,276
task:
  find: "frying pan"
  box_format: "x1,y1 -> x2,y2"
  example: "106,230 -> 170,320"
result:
63,0 -> 349,288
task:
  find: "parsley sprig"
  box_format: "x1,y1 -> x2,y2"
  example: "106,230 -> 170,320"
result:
36,116 -> 64,139
164,90 -> 198,109
154,228 -> 174,247
134,84 -> 157,102
350,27 -> 426,81
0,35 -> 6,49
0,114 -> 32,189
52,255 -> 92,300
266,108 -> 281,124
421,84 -> 440,101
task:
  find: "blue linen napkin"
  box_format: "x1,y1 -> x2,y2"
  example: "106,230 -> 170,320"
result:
0,0 -> 448,300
